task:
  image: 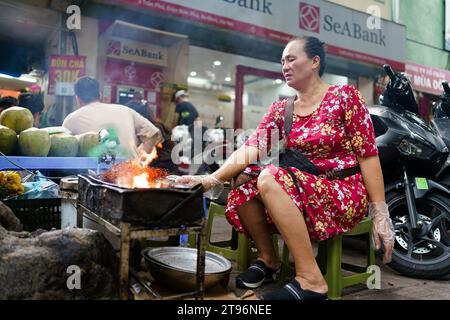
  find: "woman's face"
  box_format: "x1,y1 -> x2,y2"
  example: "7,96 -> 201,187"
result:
281,40 -> 319,88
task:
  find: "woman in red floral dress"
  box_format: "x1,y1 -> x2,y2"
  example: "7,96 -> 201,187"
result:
177,36 -> 394,300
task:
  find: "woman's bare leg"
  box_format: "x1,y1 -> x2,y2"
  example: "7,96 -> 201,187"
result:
257,170 -> 328,293
234,174 -> 280,270
237,196 -> 280,270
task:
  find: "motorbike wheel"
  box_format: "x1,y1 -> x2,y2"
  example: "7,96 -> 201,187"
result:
386,192 -> 450,279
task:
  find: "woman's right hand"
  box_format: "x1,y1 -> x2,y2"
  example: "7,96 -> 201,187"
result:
176,175 -> 223,191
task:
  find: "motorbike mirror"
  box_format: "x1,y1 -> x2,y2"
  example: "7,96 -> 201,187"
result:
442,81 -> 450,95
383,64 -> 396,82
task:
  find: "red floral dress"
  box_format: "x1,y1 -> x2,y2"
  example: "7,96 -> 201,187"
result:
225,85 -> 378,241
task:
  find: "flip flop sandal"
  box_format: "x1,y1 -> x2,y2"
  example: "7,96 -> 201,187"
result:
259,278 -> 328,300
236,260 -> 278,289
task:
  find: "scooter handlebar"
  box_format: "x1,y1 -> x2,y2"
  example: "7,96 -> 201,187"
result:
442,81 -> 450,95
383,64 -> 396,81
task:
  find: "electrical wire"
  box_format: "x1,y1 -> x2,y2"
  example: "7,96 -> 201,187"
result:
70,31 -> 79,56
0,151 -> 77,180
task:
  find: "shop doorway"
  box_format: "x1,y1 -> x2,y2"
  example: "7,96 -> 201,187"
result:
235,65 -> 295,130
117,86 -> 144,105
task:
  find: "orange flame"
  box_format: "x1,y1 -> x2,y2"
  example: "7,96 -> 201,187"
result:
138,143 -> 163,167
100,161 -> 168,188
133,173 -> 150,188
99,143 -> 169,188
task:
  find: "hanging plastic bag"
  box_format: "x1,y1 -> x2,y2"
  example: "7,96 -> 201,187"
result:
15,171 -> 59,200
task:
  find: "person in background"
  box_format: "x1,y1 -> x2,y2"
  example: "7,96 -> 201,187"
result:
63,76 -> 163,158
39,103 -> 59,128
0,96 -> 18,113
126,91 -> 150,120
146,112 -> 180,174
18,93 -> 45,127
188,117 -> 210,172
172,90 -> 199,128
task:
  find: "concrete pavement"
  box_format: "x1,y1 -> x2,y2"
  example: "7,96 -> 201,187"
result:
209,214 -> 450,300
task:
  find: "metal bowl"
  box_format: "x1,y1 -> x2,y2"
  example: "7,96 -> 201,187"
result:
142,247 -> 232,292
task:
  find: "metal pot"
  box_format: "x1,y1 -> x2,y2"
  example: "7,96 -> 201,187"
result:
142,247 -> 232,292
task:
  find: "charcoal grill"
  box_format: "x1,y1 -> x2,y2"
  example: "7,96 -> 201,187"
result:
77,174 -> 204,227
76,174 -> 206,300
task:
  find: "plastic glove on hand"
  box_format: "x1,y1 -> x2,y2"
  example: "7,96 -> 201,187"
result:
175,175 -> 223,192
175,175 -> 202,188
369,202 -> 395,264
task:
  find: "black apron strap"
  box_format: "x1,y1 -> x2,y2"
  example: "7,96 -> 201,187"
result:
284,97 -> 295,138
283,98 -> 306,204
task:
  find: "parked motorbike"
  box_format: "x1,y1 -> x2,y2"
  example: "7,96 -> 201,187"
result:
203,115 -> 235,173
431,81 -> 450,183
171,116 -> 233,175
370,65 -> 450,279
171,124 -> 193,174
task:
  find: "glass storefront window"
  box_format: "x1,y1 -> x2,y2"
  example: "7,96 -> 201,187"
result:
188,45 -> 283,129
188,45 -> 351,129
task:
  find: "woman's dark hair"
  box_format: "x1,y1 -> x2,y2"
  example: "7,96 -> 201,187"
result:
74,76 -> 100,103
0,96 -> 18,109
289,36 -> 326,77
18,93 -> 44,115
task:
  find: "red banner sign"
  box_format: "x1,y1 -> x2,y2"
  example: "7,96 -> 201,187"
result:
115,0 -> 405,70
48,55 -> 86,95
405,62 -> 450,96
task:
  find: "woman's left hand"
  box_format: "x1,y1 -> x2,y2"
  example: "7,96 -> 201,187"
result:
368,202 -> 395,264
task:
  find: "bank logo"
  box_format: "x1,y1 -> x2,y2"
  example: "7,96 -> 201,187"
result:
124,63 -> 137,82
299,2 -> 320,33
150,71 -> 164,89
107,40 -> 121,56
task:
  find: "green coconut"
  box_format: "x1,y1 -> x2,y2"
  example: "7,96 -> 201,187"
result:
76,132 -> 100,157
0,125 -> 18,155
0,106 -> 34,134
48,134 -> 79,157
18,128 -> 51,157
41,126 -> 72,136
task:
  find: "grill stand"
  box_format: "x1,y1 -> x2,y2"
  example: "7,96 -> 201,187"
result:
76,203 -> 206,300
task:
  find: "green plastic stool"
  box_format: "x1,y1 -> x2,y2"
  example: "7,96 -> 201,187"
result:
204,202 -> 252,271
190,202 -> 279,272
280,217 -> 376,300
